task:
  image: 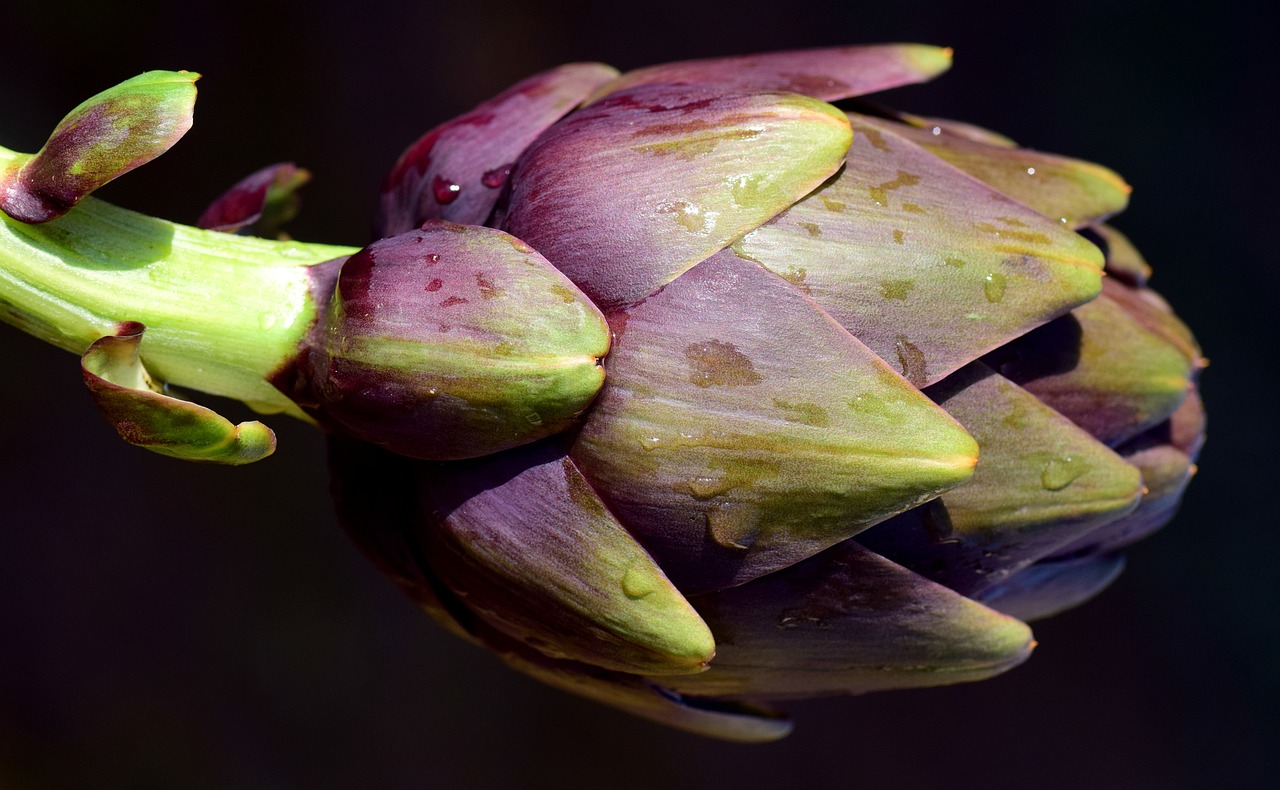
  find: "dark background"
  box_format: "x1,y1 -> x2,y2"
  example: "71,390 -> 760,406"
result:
1,1 -> 1274,787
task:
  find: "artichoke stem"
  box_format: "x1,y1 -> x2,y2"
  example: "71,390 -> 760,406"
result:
0,143 -> 358,416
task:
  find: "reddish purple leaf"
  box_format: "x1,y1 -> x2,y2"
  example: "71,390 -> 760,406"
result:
734,115 -> 1104,387
305,221 -> 609,460
585,44 -> 953,104
504,84 -> 851,309
377,63 -> 618,235
197,162 -> 309,236
409,439 -> 715,675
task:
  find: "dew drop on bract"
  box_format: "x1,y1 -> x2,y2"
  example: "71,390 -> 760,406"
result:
621,564 -> 658,599
984,272 -> 1007,303
433,175 -> 461,204
706,506 -> 759,551
730,173 -> 771,206
1041,455 -> 1090,490
481,164 -> 511,189
678,476 -> 734,500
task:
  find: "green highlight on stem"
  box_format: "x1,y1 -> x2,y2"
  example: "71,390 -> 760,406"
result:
0,141 -> 358,419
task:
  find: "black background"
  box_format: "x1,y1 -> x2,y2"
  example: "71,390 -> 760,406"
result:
1,1 -> 1275,787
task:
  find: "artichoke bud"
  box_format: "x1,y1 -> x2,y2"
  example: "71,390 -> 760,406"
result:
0,45 -> 1211,743
304,220 -> 610,460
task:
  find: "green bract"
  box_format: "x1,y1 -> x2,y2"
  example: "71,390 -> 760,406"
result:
0,46 -> 1205,741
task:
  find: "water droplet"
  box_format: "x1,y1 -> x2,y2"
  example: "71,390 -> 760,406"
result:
621,565 -> 658,599
1026,167 -> 1037,175
432,176 -> 461,204
258,313 -> 279,330
424,253 -> 441,265
639,436 -> 662,451
730,173 -> 772,206
848,392 -> 903,425
481,164 -> 511,188
678,476 -> 734,500
983,272 -> 1007,303
1041,455 -> 1090,490
707,507 -> 759,551
657,200 -> 710,233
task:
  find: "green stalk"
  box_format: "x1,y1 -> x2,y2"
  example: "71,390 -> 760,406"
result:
0,143 -> 357,417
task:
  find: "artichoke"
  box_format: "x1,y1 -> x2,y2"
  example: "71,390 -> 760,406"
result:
0,44 -> 1205,742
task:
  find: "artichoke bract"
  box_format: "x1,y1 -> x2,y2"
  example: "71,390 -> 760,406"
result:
0,43 -> 1205,741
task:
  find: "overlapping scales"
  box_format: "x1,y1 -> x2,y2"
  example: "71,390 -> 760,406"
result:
733,115 -> 1105,387
330,45 -> 1203,739
408,439 -> 716,675
856,115 -> 1132,228
378,63 -> 619,235
857,363 -> 1143,595
976,553 -> 1127,622
861,219 -> 1203,604
503,83 -> 852,309
571,251 -> 978,592
985,285 -> 1198,447
351,45 -> 1203,740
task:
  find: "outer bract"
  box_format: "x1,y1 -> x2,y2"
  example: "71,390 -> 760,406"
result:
0,44 -> 1205,741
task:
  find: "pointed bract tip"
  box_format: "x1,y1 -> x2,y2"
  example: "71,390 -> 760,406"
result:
0,70 -> 198,223
906,44 -> 954,76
